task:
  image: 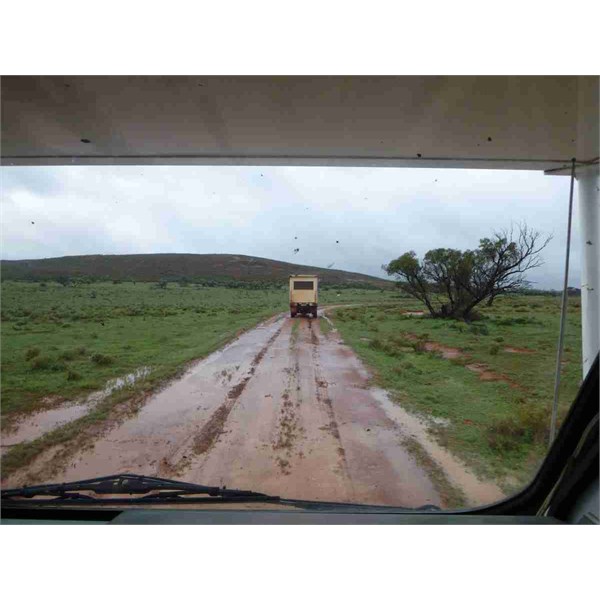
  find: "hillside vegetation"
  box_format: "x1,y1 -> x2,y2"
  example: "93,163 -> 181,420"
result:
1,253 -> 391,287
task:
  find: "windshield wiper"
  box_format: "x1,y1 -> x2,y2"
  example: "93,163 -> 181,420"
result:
1,473 -> 441,512
1,473 -> 280,506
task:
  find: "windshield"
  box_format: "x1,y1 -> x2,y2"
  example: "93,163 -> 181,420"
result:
0,165 -> 583,509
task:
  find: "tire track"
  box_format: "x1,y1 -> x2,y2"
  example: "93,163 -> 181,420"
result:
309,319 -> 353,485
271,328 -> 305,475
160,323 -> 285,476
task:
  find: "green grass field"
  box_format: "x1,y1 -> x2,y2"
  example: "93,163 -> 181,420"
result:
0,281 -> 391,424
329,294 -> 582,491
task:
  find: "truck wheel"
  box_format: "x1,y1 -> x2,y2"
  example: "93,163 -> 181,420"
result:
312,309 -> 318,319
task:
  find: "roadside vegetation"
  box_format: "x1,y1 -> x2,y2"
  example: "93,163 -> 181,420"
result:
329,294 -> 582,492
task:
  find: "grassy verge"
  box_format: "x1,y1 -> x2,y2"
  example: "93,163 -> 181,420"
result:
329,295 -> 582,491
318,315 -> 333,336
401,436 -> 467,508
290,319 -> 300,345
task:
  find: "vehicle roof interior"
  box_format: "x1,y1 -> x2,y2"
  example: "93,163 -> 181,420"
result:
2,76 -> 598,174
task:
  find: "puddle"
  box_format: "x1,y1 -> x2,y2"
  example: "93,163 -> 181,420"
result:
1,402 -> 92,454
86,366 -> 152,403
427,415 -> 451,427
370,388 -> 504,506
320,313 -> 337,331
1,366 -> 151,453
402,311 -> 425,317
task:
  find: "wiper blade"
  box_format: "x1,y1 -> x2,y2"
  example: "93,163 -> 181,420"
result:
2,473 -> 442,512
1,473 -> 280,505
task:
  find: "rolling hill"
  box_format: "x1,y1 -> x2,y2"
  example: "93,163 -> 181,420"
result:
1,254 -> 392,287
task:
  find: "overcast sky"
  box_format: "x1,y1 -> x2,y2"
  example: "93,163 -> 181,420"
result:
1,165 -> 581,289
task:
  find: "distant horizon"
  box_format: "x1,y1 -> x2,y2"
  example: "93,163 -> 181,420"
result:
0,250 -> 578,291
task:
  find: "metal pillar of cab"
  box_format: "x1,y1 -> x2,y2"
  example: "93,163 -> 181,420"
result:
578,164 -> 600,376
576,77 -> 600,377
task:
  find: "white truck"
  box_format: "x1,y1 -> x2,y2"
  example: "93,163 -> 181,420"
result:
289,274 -> 318,318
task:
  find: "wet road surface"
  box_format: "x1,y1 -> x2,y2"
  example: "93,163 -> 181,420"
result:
3,312 -> 503,507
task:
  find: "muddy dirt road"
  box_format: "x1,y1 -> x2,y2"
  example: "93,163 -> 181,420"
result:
3,311 -> 503,508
